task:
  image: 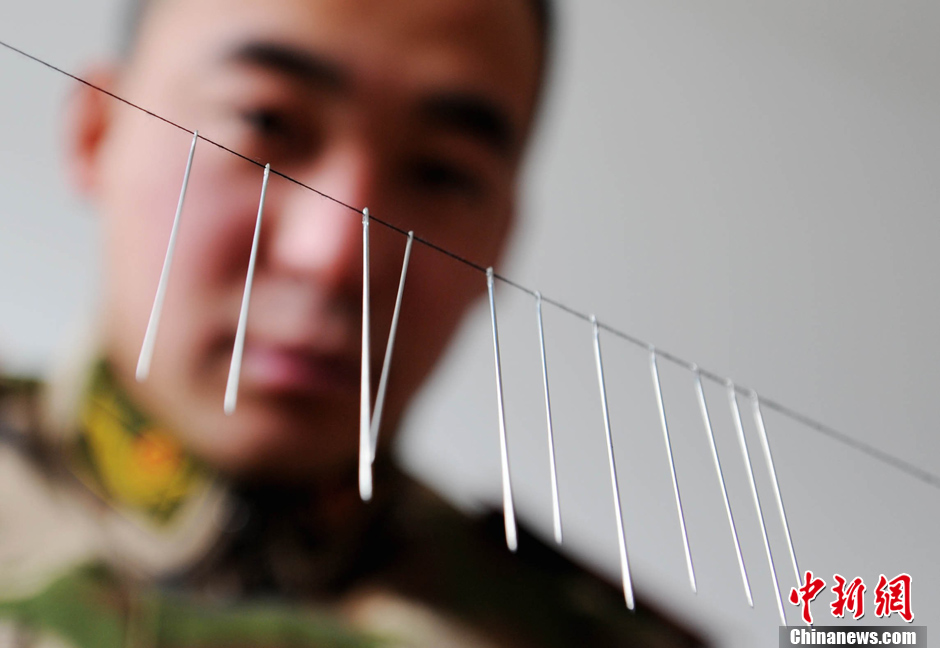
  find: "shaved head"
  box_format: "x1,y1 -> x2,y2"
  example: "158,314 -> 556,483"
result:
120,0 -> 554,98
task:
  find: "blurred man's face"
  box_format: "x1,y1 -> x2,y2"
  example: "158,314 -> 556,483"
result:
69,0 -> 541,480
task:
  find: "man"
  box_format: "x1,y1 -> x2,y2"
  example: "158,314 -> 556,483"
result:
0,0 -> 706,645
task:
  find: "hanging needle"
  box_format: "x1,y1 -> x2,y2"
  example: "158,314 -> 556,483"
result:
693,368 -> 753,606
751,391 -> 801,590
486,267 -> 518,552
370,231 -> 414,464
649,347 -> 696,594
728,381 -> 786,625
535,292 -> 563,544
359,209 -> 373,502
136,130 -> 199,382
591,316 -> 635,610
224,163 -> 270,415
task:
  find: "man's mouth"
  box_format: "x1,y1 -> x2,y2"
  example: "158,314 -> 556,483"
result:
238,342 -> 360,398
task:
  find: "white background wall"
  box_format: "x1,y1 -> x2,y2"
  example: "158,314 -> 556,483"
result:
1,2 -> 937,646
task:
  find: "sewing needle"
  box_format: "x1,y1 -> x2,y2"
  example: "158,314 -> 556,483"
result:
487,268 -> 518,552
649,347 -> 696,593
592,316 -> 635,610
694,369 -> 752,606
136,130 -> 199,381
728,381 -> 786,625
224,163 -> 270,415
535,292 -> 563,544
359,209 -> 373,501
370,231 -> 414,463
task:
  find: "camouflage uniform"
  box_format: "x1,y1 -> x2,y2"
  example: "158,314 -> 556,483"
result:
0,362 -> 706,647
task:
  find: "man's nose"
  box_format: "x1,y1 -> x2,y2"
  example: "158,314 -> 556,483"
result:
265,145 -> 377,293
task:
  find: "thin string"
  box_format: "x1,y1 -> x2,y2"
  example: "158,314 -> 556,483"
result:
1,38 -> 937,491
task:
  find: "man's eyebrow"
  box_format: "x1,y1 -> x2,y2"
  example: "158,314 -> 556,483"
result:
419,93 -> 516,157
224,41 -> 349,91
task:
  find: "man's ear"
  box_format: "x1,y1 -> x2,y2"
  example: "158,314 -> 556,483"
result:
64,65 -> 120,198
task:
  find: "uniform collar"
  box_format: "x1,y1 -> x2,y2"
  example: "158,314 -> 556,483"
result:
48,357 -> 405,588
69,360 -> 212,526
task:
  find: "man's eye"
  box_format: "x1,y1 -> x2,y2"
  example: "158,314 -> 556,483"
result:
239,108 -> 289,137
410,158 -> 483,201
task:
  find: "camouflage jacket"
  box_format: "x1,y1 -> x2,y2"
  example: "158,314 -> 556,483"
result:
0,366 -> 706,648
